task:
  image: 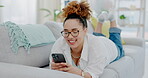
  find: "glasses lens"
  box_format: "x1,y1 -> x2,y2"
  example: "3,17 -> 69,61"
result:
61,30 -> 79,38
61,31 -> 68,37
71,31 -> 79,37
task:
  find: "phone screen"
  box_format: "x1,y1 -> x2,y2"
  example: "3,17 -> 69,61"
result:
52,53 -> 66,63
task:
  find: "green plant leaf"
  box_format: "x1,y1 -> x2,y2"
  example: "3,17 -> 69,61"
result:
40,8 -> 51,17
0,5 -> 4,7
120,15 -> 126,19
40,8 -> 51,14
45,14 -> 50,17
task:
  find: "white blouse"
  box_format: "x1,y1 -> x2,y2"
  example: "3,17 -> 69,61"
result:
49,34 -> 118,78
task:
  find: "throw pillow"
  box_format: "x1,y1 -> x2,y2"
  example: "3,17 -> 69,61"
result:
44,21 -> 63,39
3,21 -> 56,53
0,22 -> 55,67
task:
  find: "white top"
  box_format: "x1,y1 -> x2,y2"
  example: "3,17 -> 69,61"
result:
49,34 -> 118,78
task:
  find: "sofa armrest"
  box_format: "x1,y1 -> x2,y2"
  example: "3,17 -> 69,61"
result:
123,37 -> 145,48
0,62 -> 82,78
106,56 -> 135,78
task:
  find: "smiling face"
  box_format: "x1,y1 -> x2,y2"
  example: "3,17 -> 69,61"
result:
63,19 -> 87,50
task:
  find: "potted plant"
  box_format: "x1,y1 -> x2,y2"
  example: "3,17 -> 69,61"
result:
118,14 -> 129,27
40,8 -> 63,22
0,5 -> 4,7
54,9 -> 62,22
40,8 -> 51,18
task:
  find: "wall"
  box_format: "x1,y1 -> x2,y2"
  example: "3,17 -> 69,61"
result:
0,0 -> 37,24
145,0 -> 148,40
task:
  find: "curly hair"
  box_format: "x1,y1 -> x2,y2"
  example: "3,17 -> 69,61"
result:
62,1 -> 91,20
62,1 -> 92,28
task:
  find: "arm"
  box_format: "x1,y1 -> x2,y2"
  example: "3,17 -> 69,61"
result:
49,37 -> 65,68
51,63 -> 92,78
50,38 -> 92,78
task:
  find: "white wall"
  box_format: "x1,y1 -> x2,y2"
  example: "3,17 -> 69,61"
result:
144,0 -> 148,40
0,0 -> 37,24
145,0 -> 148,32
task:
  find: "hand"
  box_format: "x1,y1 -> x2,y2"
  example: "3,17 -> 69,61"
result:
59,63 -> 82,74
51,62 -> 67,70
51,62 -> 82,76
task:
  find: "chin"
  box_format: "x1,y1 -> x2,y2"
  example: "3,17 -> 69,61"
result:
69,45 -> 78,49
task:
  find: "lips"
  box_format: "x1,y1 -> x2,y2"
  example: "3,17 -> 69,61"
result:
68,40 -> 76,45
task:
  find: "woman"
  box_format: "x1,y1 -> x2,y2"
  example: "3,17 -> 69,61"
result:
50,1 -> 124,78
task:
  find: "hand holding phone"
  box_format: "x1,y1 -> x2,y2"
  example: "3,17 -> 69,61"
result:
52,53 -> 66,63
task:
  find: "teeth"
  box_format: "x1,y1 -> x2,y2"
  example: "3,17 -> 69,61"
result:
69,41 -> 75,43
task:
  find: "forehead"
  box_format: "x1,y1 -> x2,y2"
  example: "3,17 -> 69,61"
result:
64,19 -> 83,30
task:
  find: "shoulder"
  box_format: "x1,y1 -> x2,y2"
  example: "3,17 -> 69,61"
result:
86,33 -> 116,54
86,33 -> 110,44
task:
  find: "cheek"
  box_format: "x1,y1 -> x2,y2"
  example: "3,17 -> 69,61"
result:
76,34 -> 85,43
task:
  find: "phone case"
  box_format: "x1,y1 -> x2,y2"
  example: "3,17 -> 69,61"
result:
52,53 -> 66,63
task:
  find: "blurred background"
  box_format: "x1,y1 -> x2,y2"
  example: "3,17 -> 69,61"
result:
0,0 -> 147,78
0,0 -> 147,41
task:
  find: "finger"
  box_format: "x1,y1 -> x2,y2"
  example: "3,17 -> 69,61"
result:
51,62 -> 61,69
52,59 -> 54,62
51,66 -> 60,70
52,62 -> 61,67
51,62 -> 66,69
59,63 -> 67,67
64,63 -> 71,67
51,62 -> 57,67
58,65 -> 66,68
59,67 -> 69,72
51,66 -> 66,70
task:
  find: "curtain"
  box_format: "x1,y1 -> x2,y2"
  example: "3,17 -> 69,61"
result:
0,0 -> 37,24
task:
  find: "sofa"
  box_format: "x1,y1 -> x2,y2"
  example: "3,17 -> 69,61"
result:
0,21 -> 145,78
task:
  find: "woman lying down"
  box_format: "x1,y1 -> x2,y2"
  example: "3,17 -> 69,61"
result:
49,1 -> 124,78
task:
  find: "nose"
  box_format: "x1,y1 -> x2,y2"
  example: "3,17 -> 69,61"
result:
67,33 -> 73,38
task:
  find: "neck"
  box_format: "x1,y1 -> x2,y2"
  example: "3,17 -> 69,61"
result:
71,40 -> 84,56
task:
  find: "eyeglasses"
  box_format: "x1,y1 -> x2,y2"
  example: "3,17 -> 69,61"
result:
61,29 -> 80,38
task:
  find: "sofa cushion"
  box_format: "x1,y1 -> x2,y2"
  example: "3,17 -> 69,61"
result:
107,56 -> 134,78
100,69 -> 118,78
44,21 -> 95,39
0,62 -> 82,78
44,21 -> 63,39
2,21 -> 56,53
123,45 -> 145,78
0,26 -> 53,67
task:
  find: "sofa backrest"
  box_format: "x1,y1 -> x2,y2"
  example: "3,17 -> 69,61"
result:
0,26 -> 53,67
44,20 -> 94,38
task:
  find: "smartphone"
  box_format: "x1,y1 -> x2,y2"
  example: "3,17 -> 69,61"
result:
52,53 -> 66,63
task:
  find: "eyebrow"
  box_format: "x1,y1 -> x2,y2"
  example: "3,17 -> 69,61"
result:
64,28 -> 78,31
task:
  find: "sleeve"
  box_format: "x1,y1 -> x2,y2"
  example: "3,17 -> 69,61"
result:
83,38 -> 110,78
84,56 -> 108,78
49,37 -> 64,69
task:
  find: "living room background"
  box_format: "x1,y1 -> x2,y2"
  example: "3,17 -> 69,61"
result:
0,0 -> 148,41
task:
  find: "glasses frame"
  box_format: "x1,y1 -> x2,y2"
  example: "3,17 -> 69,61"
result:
61,30 -> 80,38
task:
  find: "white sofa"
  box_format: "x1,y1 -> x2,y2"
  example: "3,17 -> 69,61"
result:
0,21 -> 145,78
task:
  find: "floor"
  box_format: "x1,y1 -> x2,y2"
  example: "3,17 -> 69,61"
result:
143,42 -> 148,78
